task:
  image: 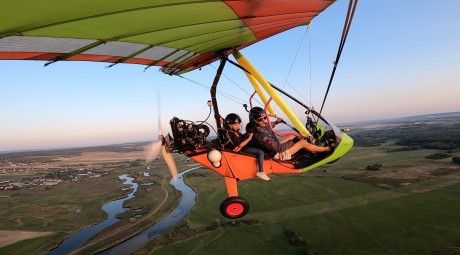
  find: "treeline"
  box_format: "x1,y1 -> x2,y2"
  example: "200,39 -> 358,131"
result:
1,143 -> 146,161
425,153 -> 450,159
386,146 -> 420,153
349,120 -> 460,150
395,128 -> 459,150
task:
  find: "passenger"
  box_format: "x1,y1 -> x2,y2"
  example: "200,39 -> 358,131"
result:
224,113 -> 270,181
249,107 -> 331,160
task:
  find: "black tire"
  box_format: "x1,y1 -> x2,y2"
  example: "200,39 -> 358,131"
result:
219,196 -> 250,219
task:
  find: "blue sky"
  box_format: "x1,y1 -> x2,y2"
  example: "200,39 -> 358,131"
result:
1,0 -> 459,152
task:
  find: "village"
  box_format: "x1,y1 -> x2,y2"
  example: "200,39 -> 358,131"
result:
0,156 -> 143,191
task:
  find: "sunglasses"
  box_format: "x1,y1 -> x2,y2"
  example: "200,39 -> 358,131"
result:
256,117 -> 266,122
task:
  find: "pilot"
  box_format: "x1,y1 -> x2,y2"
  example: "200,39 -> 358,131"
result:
249,107 -> 331,160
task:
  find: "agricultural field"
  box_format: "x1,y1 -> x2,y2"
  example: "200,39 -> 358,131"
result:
0,145 -> 194,255
139,159 -> 460,255
1,112 -> 459,255
136,112 -> 460,255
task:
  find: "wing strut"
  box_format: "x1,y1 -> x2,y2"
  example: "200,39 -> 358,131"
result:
318,0 -> 358,116
210,57 -> 227,145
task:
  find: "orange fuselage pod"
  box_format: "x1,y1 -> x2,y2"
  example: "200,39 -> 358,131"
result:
189,150 -> 303,179
188,150 -> 302,197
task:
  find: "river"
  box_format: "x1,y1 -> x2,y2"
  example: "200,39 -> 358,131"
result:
47,174 -> 138,255
47,167 -> 198,254
98,166 -> 199,254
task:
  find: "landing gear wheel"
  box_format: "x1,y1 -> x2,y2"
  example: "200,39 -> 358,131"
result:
219,196 -> 250,219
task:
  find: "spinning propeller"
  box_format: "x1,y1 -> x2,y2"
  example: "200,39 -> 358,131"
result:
144,102 -> 178,180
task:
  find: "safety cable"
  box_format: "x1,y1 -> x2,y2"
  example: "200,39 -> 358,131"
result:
318,0 -> 358,117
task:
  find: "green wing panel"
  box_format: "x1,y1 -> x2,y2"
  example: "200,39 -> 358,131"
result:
0,0 -> 334,74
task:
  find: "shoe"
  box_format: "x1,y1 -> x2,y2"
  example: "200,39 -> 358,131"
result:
256,172 -> 270,181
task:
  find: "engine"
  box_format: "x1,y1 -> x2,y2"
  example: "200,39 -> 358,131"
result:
169,117 -> 210,152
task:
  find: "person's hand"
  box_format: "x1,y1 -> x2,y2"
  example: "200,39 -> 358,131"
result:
275,117 -> 283,124
248,133 -> 253,138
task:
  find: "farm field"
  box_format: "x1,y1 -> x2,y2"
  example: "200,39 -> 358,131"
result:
142,145 -> 460,255
0,146 -> 194,255
1,112 -> 459,255
138,112 -> 460,255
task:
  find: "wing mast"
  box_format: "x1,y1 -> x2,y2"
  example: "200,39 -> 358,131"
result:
233,50 -> 311,137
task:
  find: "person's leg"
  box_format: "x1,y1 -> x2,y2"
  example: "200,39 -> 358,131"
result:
243,147 -> 264,172
243,147 -> 269,181
287,139 -> 330,155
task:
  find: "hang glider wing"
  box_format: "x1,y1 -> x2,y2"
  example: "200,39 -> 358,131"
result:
0,0 -> 334,74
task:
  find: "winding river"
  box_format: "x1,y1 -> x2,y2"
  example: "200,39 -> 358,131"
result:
98,166 -> 199,254
47,174 -> 138,255
47,167 -> 198,254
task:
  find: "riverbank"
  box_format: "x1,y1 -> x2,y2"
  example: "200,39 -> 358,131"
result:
98,166 -> 201,255
38,171 -> 185,255
0,173 -> 128,255
68,173 -> 181,254
55,164 -> 202,254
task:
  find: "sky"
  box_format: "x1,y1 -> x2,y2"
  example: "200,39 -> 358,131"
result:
1,0 -> 459,152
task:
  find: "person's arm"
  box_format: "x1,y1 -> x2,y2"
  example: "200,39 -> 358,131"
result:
234,133 -> 253,152
270,116 -> 283,127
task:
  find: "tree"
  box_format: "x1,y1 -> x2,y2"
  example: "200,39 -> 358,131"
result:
366,163 -> 382,171
453,157 -> 460,165
426,153 -> 449,159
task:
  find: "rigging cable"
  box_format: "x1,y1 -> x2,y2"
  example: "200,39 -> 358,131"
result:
213,60 -> 268,108
307,24 -> 313,110
271,25 -> 312,114
282,25 -> 309,91
210,63 -> 263,107
279,25 -> 314,111
177,74 -> 247,105
318,0 -> 358,117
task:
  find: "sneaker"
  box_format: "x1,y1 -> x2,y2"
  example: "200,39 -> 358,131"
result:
256,172 -> 270,181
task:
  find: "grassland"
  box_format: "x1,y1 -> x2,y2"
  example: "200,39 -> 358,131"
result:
0,145 -> 196,255
1,113 -> 459,255
137,142 -> 460,255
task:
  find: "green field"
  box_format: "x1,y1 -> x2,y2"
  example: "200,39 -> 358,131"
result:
0,155 -> 193,255
1,113 -> 459,255
140,143 -> 460,255
0,174 -> 126,232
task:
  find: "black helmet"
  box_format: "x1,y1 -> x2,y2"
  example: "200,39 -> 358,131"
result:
249,107 -> 265,122
225,113 -> 242,125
